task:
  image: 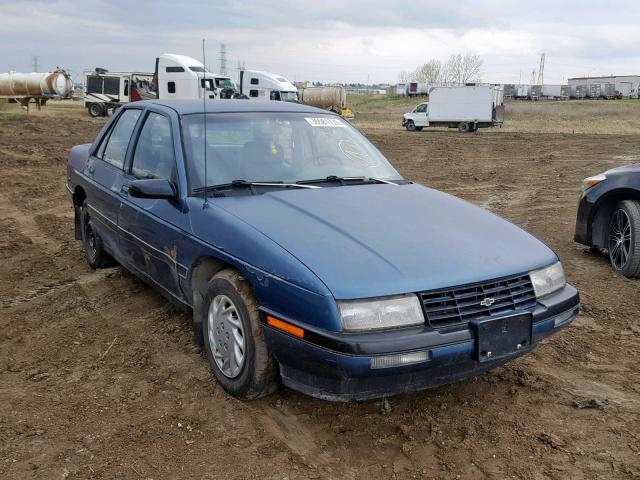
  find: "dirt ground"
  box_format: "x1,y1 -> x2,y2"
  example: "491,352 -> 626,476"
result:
1,100 -> 639,479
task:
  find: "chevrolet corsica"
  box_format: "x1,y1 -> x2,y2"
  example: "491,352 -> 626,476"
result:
66,100 -> 580,401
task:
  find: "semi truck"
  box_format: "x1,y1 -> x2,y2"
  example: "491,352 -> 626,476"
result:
402,85 -> 504,133
84,69 -> 155,117
238,70 -> 298,102
84,53 -> 236,116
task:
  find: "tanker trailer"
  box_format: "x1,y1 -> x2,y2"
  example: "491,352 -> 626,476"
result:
0,68 -> 73,110
298,85 -> 353,118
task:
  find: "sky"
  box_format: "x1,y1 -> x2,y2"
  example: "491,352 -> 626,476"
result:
1,0 -> 640,85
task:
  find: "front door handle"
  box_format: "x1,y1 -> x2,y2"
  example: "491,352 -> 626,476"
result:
120,184 -> 129,194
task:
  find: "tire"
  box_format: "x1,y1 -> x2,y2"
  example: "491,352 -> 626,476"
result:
80,201 -> 112,269
88,103 -> 104,118
405,120 -> 416,131
608,200 -> 640,278
458,122 -> 471,133
202,269 -> 279,400
415,126 -> 424,131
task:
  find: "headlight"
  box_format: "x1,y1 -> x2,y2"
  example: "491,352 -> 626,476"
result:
529,262 -> 566,298
581,174 -> 606,192
337,295 -> 424,332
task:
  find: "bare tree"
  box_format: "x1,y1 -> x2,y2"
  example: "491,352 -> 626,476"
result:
398,70 -> 412,83
412,59 -> 443,83
444,53 -> 483,84
398,52 -> 483,86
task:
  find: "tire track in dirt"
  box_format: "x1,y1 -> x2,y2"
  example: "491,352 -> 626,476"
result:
254,402 -> 359,479
1,192 -> 355,478
0,193 -> 115,304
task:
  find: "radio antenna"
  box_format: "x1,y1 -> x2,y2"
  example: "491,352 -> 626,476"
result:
202,38 -> 209,208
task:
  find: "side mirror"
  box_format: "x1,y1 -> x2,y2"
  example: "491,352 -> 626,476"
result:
129,179 -> 177,200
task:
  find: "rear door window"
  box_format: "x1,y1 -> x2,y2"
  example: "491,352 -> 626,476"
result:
101,109 -> 141,169
131,112 -> 175,181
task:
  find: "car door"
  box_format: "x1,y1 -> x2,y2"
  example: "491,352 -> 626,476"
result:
118,109 -> 184,299
414,103 -> 429,126
83,108 -> 142,259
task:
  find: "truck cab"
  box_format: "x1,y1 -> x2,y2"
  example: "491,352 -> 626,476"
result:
155,53 -> 236,101
239,70 -> 298,102
402,102 -> 429,130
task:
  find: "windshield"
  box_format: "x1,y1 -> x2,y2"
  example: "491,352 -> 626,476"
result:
280,91 -> 299,102
216,78 -> 234,89
181,112 -> 401,190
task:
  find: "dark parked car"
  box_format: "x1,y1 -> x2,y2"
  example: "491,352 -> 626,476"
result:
575,164 -> 640,277
67,99 -> 579,401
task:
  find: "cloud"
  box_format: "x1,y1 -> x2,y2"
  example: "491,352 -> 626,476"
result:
0,1 -> 639,84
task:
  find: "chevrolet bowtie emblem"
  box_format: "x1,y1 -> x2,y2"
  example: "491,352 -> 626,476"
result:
480,297 -> 495,307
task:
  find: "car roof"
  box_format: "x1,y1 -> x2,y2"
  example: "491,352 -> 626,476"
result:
132,99 -> 335,116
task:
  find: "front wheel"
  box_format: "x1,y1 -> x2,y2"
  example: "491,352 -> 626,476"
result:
87,103 -> 104,118
608,200 -> 640,277
405,120 -> 416,131
202,269 -> 279,399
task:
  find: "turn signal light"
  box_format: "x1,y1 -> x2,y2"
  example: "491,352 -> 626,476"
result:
266,316 -> 304,338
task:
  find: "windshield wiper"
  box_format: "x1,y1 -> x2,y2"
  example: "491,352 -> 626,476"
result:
296,175 -> 398,186
193,180 -> 320,195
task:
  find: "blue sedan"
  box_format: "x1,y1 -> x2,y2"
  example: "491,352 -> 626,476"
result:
66,99 -> 579,401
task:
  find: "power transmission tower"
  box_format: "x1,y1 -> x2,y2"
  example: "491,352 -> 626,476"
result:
219,44 -> 227,76
537,53 -> 545,85
32,55 -> 39,72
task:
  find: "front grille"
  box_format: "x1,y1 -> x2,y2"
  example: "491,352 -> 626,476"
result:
419,273 -> 537,329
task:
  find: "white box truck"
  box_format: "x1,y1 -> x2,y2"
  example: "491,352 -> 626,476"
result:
402,85 -> 504,133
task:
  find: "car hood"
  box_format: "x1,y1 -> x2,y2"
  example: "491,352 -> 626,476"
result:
213,183 -> 558,299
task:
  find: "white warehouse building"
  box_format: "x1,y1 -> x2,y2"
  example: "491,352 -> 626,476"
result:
568,75 -> 640,98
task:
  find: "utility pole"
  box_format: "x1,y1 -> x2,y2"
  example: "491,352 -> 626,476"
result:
537,53 -> 545,85
219,44 -> 227,76
32,55 -> 39,72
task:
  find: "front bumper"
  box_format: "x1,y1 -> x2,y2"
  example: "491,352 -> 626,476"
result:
263,284 -> 579,401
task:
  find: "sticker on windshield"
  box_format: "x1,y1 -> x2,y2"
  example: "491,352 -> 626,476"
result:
305,117 -> 346,128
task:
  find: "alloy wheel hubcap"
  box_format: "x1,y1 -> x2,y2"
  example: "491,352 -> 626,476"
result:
207,294 -> 246,378
609,209 -> 631,269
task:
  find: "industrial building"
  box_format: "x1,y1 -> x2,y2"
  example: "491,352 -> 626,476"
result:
568,75 -> 640,98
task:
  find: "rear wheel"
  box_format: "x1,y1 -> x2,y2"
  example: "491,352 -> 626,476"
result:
88,103 -> 104,118
202,269 -> 279,399
458,122 -> 471,133
80,201 -> 112,269
405,120 -> 416,131
415,126 -> 424,131
608,200 -> 640,277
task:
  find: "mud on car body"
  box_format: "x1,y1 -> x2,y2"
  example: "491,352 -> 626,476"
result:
67,99 -> 579,401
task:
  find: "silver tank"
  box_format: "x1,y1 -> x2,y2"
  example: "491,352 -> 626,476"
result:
298,86 -> 347,110
0,68 -> 73,98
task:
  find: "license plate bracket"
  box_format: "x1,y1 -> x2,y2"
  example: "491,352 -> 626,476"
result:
471,313 -> 532,363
